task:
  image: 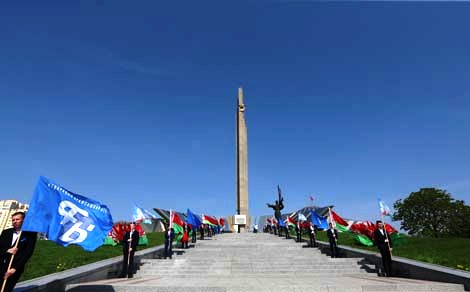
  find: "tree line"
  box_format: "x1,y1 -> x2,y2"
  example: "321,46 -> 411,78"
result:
393,187 -> 470,238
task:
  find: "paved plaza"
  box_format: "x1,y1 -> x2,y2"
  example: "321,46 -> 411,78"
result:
66,233 -> 464,292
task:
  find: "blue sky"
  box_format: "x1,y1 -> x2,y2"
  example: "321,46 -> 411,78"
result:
1,1 -> 469,226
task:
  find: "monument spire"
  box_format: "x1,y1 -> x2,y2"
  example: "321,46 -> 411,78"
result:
238,87 -> 244,106
235,87 -> 249,232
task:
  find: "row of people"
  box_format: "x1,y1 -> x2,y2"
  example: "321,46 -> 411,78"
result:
265,220 -> 393,277
264,222 -> 318,248
121,221 -> 220,278
163,223 -> 220,260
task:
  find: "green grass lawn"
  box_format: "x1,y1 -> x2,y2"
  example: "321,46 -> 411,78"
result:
314,230 -> 470,271
20,232 -> 164,282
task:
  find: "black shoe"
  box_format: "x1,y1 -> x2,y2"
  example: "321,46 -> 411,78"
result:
118,275 -> 126,278
128,275 -> 133,278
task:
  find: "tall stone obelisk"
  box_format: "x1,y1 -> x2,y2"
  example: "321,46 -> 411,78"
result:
236,87 -> 249,232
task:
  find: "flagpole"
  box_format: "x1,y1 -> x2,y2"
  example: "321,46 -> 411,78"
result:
378,199 -> 393,257
127,228 -> 132,279
1,231 -> 22,292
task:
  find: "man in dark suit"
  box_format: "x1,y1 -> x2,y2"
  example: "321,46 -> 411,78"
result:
164,224 -> 174,259
190,224 -> 197,244
309,223 -> 317,247
295,222 -> 301,243
326,223 -> 339,258
120,222 -> 140,278
0,211 -> 37,292
199,225 -> 204,240
374,220 -> 393,277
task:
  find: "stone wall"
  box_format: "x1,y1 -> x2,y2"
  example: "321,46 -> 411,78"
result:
15,245 -> 166,292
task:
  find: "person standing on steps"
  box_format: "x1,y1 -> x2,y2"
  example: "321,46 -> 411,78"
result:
295,222 -> 302,243
326,223 -> 339,258
309,223 -> 317,247
120,222 -> 139,278
374,220 -> 393,277
164,223 -> 174,259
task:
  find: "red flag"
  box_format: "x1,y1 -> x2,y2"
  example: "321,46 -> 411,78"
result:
330,210 -> 349,226
350,221 -> 376,239
286,216 -> 297,226
171,210 -> 185,227
202,214 -> 219,226
384,223 -> 397,234
219,218 -> 225,227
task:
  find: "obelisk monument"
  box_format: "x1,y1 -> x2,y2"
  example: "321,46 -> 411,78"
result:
235,87 -> 249,232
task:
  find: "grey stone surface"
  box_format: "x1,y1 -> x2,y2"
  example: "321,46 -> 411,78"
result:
65,233 -> 465,292
15,244 -> 166,291
322,239 -> 470,290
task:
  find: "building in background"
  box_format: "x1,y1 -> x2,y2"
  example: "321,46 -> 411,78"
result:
0,199 -> 29,231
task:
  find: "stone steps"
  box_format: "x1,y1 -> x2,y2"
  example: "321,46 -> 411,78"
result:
67,282 -> 465,292
65,233 -> 465,292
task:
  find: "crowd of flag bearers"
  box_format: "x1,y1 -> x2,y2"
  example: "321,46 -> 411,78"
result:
0,176 -> 229,291
263,199 -> 396,277
0,176 -> 398,291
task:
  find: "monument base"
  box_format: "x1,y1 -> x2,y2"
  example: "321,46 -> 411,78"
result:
227,215 -> 251,232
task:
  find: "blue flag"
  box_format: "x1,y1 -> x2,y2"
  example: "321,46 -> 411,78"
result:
186,209 -> 202,228
311,210 -> 328,229
22,176 -> 113,251
278,217 -> 286,227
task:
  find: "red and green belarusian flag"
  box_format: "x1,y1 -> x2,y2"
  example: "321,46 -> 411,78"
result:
327,208 -> 404,247
170,209 -> 184,241
328,208 -> 350,232
286,216 -> 297,236
286,216 -> 296,227
202,214 -> 218,226
329,208 -> 375,246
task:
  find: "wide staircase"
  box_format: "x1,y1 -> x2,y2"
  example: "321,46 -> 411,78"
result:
66,232 -> 465,292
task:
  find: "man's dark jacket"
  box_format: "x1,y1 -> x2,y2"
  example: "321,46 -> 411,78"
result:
0,229 -> 37,272
122,230 -> 139,252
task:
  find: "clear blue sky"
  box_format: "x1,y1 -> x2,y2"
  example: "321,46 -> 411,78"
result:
1,1 -> 469,225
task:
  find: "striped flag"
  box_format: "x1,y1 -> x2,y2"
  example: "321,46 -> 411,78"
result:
378,198 -> 391,216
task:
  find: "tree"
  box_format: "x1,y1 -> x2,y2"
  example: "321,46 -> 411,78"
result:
393,188 -> 470,238
447,200 -> 470,238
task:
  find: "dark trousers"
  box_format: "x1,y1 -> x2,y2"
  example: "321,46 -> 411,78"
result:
0,267 -> 23,292
379,247 -> 392,276
296,232 -> 301,242
309,234 -> 316,247
192,232 -> 197,243
329,241 -> 338,258
285,227 -> 289,239
164,241 -> 173,259
121,250 -> 135,277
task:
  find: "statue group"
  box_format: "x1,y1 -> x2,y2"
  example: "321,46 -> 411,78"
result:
266,185 -> 284,220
